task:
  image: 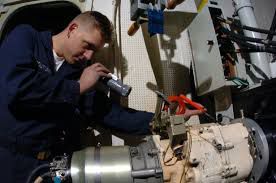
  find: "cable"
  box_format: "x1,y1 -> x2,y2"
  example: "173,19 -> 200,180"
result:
180,127 -> 192,183
26,164 -> 50,183
229,36 -> 276,54
162,142 -> 173,165
237,48 -> 276,53
221,28 -> 276,46
218,27 -> 276,54
217,16 -> 276,36
33,172 -> 52,183
162,142 -> 179,166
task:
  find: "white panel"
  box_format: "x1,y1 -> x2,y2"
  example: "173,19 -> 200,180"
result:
188,6 -> 225,96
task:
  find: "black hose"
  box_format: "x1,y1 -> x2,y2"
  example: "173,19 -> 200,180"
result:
239,24 -> 276,36
34,172 -> 52,183
230,36 -> 276,54
233,33 -> 276,46
219,27 -> 276,54
217,16 -> 276,36
221,28 -> 276,46
237,48 -> 274,53
26,164 -> 50,183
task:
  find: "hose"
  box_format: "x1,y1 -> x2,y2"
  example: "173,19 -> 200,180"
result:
217,16 -> 276,36
34,172 -> 52,183
237,48 -> 276,53
26,164 -> 50,183
221,28 -> 276,46
235,24 -> 276,36
234,38 -> 276,54
227,36 -> 276,54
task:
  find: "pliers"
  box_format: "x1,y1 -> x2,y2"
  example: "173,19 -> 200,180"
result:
155,91 -> 217,122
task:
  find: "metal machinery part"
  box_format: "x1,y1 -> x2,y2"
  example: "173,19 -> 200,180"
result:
231,118 -> 270,183
130,0 -> 167,21
70,137 -> 163,183
101,73 -> 132,97
151,121 -> 254,183
68,120 -> 256,183
232,0 -> 271,78
44,117 -> 272,183
184,122 -> 253,183
52,120 -> 261,183
232,78 -> 276,182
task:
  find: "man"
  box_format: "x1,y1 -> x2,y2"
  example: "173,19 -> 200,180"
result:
0,11 -> 202,182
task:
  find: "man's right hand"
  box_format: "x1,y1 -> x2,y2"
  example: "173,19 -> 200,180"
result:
79,63 -> 110,94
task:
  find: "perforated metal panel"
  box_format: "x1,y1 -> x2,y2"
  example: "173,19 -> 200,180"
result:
94,0 -> 199,113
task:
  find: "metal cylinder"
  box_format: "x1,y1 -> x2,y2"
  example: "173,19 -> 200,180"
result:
233,0 -> 271,79
105,78 -> 132,97
101,77 -> 132,97
70,136 -> 163,183
70,146 -> 132,183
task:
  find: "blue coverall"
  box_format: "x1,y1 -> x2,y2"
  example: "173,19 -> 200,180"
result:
0,24 -> 153,183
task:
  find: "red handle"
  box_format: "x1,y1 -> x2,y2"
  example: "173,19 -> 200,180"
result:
162,95 -> 204,115
179,94 -> 205,112
167,96 -> 186,115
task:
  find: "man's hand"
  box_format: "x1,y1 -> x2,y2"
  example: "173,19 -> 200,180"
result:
183,108 -> 206,121
182,102 -> 206,120
79,63 -> 110,94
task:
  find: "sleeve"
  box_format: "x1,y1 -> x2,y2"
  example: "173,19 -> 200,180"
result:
1,25 -> 80,112
79,91 -> 154,135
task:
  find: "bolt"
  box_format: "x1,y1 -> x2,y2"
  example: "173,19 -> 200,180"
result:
130,147 -> 139,157
148,149 -> 158,156
216,144 -> 223,151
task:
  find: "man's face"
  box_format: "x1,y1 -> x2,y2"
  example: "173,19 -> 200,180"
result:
64,23 -> 105,64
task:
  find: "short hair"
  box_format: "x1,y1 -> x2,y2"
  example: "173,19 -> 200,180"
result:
73,11 -> 113,43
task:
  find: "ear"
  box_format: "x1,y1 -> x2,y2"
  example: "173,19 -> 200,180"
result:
67,23 -> 78,38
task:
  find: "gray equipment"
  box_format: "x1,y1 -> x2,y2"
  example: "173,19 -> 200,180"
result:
63,137 -> 162,183
101,74 -> 132,97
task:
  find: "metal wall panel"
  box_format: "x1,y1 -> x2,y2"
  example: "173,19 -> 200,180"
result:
188,6 -> 225,96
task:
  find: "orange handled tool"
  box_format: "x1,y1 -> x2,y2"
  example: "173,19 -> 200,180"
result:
162,95 -> 202,115
167,96 -> 186,115
166,0 -> 183,9
128,22 -> 140,36
179,94 -> 205,112
179,94 -> 217,122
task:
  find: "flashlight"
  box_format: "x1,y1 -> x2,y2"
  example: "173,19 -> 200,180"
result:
101,73 -> 132,97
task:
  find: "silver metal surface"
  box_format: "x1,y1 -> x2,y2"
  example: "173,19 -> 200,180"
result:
167,114 -> 187,148
131,168 -> 162,178
188,6 -> 225,96
71,146 -> 132,183
233,0 -> 271,79
242,118 -> 269,183
130,136 -> 163,183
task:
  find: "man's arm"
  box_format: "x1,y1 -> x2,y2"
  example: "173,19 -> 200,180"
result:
79,91 -> 154,135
